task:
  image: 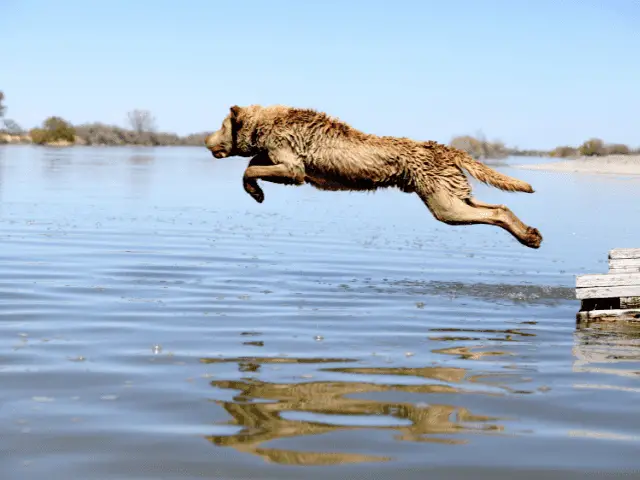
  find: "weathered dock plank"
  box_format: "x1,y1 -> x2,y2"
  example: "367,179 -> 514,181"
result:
577,309 -> 640,323
609,258 -> 640,270
576,273 -> 640,288
609,248 -> 640,260
609,267 -> 640,274
576,285 -> 640,300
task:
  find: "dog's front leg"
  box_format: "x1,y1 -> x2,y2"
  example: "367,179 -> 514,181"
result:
242,149 -> 305,203
243,153 -> 272,203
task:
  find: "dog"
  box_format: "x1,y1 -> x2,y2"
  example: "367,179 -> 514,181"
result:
204,105 -> 542,248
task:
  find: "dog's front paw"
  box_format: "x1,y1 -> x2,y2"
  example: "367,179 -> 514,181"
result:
243,179 -> 265,204
250,190 -> 264,203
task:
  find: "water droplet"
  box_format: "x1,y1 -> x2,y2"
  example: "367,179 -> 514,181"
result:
152,344 -> 162,354
314,335 -> 324,341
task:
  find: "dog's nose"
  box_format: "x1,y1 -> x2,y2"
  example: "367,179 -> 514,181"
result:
204,134 -> 216,149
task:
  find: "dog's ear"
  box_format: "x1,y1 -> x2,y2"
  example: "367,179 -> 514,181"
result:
229,105 -> 244,132
229,105 -> 242,120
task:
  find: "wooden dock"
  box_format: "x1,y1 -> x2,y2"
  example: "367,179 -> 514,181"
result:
576,248 -> 640,323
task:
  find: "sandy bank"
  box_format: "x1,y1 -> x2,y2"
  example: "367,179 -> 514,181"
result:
512,155 -> 640,176
0,133 -> 31,144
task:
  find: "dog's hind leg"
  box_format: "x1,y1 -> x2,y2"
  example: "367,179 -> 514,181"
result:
419,188 -> 543,249
465,197 -> 539,243
466,197 -> 506,209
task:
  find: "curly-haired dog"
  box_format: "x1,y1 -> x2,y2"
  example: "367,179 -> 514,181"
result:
204,105 -> 542,248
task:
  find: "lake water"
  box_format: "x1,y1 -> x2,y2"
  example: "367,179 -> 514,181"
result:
1,145 -> 639,479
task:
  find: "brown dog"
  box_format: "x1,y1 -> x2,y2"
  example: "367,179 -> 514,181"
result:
204,105 -> 542,248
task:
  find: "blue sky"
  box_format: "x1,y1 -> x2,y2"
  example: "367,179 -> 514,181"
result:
1,0 -> 638,149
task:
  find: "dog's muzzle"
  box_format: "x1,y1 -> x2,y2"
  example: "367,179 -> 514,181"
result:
208,146 -> 227,158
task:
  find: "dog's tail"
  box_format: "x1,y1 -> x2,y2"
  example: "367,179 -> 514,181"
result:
454,153 -> 534,193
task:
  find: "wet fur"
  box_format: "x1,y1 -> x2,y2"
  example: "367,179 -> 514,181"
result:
204,105 -> 543,248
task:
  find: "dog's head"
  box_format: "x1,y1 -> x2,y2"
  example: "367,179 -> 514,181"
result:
204,105 -> 252,159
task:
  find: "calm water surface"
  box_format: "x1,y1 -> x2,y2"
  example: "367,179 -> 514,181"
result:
1,146 -> 639,479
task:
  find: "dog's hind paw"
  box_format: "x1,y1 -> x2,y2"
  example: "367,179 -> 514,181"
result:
523,227 -> 543,249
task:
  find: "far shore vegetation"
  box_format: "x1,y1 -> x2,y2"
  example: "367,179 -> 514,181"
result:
0,91 -> 208,148
1,90 -> 638,159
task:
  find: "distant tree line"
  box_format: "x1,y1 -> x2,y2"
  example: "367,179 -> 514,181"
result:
72,118 -> 209,147
450,133 -> 640,160
449,133 -> 510,160
23,113 -> 207,147
449,133 -> 549,160
549,138 -> 639,158
0,90 -> 208,146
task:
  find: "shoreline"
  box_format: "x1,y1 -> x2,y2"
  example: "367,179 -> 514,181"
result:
0,139 -> 205,148
1,133 -> 207,148
3,136 -> 640,177
0,143 -> 205,149
512,155 -> 640,176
